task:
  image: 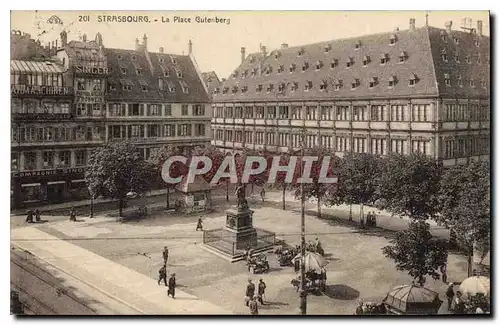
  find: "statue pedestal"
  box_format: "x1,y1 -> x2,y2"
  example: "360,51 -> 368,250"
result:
223,208 -> 257,250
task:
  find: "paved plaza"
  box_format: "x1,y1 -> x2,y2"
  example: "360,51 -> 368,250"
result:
13,193 -> 468,315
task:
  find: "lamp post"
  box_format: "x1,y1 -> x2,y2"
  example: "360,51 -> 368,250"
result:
299,127 -> 307,315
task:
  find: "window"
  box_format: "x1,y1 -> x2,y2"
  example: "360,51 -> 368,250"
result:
388,76 -> 397,87
232,86 -> 238,94
324,44 -> 331,53
346,57 -> 354,67
391,139 -> 406,154
193,104 -> 205,116
444,140 -> 454,158
234,130 -> 243,142
371,138 -> 387,155
176,71 -> 183,78
351,79 -> 360,89
337,106 -> 349,121
266,132 -> 275,145
242,69 -> 249,78
412,104 -> 429,122
454,52 -> 460,63
305,81 -> 313,91
222,87 -> 229,94
289,64 -> 296,72
291,82 -> 299,91
412,140 -> 430,155
336,136 -> 349,152
255,132 -> 264,144
441,52 -> 448,62
181,104 -> 189,116
245,106 -> 253,118
477,54 -> 482,64
389,34 -> 397,45
321,135 -> 333,148
380,53 -> 389,64
58,151 -> 70,166
470,79 -> 475,88
225,106 -> 234,118
178,124 -> 192,136
465,55 -> 471,64
291,106 -> 302,120
278,106 -> 289,119
363,56 -> 371,66
245,131 -> 253,143
266,84 -> 274,93
279,133 -> 289,146
391,105 -> 406,121
76,150 -> 86,166
129,104 -> 142,116
121,68 -> 127,74
302,62 -> 309,71
354,40 -> 361,49
278,83 -> 286,93
409,74 -> 419,86
147,104 -> 160,116
319,80 -> 328,91
43,151 -> 54,168
163,124 -> 176,137
265,66 -> 273,75
474,40 -> 480,47
330,59 -> 338,68
194,124 -> 205,136
444,74 -> 451,86
251,68 -> 258,76
232,71 -> 239,79
353,137 -> 366,153
453,37 -> 459,44
457,76 -> 463,87
306,106 -> 316,120
352,106 -> 367,121
334,80 -> 343,91
255,106 -> 265,119
277,65 -> 284,73
315,61 -> 323,70
298,48 -> 305,56
256,84 -> 263,93
369,77 -> 378,88
24,152 -> 37,170
371,105 -> 386,121
42,127 -> 54,141
441,33 -> 447,42
399,51 -> 407,62
267,106 -> 276,119
480,80 -> 487,88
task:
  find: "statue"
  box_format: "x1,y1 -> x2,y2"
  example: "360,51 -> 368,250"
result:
235,183 -> 249,211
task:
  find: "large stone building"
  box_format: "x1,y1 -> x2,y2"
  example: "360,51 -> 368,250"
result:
11,32 -> 211,208
211,19 -> 490,166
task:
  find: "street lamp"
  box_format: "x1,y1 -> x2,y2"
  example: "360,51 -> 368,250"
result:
298,127 -> 307,315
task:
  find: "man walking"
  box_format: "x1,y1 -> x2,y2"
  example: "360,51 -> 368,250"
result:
158,265 -> 167,286
440,264 -> 448,284
245,279 -> 255,306
196,217 -> 203,231
446,283 -> 454,311
260,187 -> 265,202
162,246 -> 169,266
258,279 -> 267,305
167,273 -> 176,298
69,207 -> 77,222
249,295 -> 259,315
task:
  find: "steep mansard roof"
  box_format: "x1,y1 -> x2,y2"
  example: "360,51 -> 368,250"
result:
105,48 -> 210,103
214,25 -> 490,103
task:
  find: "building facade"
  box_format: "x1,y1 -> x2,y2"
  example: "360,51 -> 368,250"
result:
211,19 -> 490,166
11,32 -> 211,208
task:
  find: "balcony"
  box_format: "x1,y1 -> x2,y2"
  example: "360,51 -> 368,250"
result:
11,85 -> 73,98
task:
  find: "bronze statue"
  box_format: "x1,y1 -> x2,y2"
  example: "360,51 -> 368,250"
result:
235,183 -> 249,211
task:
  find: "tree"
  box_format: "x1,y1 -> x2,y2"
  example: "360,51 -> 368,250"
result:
333,152 -> 381,223
293,147 -> 339,218
382,221 -> 449,286
437,160 -> 490,276
270,152 -> 296,210
86,141 -> 156,218
375,153 -> 442,221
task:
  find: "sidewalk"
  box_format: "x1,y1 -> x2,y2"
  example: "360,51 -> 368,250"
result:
11,227 -> 232,315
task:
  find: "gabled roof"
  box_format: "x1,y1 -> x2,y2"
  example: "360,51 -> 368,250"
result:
202,71 -> 222,98
214,25 -> 490,103
105,48 -> 210,103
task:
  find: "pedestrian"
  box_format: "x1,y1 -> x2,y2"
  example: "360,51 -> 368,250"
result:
249,295 -> 259,315
167,273 -> 176,298
158,265 -> 167,286
162,246 -> 169,266
452,290 -> 465,314
69,207 -> 76,222
245,279 -> 255,306
258,279 -> 266,305
440,264 -> 448,283
260,187 -> 265,202
445,282 -> 454,311
196,217 -> 203,231
25,210 -> 33,223
35,209 -> 41,222
355,301 -> 364,315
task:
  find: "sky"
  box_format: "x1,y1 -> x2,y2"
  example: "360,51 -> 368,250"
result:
11,10 -> 490,81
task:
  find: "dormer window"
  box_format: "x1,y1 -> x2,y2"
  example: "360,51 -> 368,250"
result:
441,52 -> 448,62
480,80 -> 486,88
142,85 -> 148,92
163,69 -> 170,77
455,52 -> 460,63
167,81 -> 175,92
298,48 -> 305,56
222,87 -> 229,94
136,69 -> 142,75
177,71 -> 183,78
363,55 -> 371,66
469,79 -> 475,88
330,59 -> 338,68
315,60 -> 323,70
179,81 -> 189,94
249,55 -> 255,63
277,65 -> 284,73
465,55 -> 471,64
354,40 -> 361,50
242,85 -> 248,93
242,69 -> 248,78
380,53 -> 389,64
453,37 -> 459,44
324,44 -> 331,53
131,55 -> 136,61
289,63 -> 296,72
408,73 -> 419,86
399,51 -> 408,62
351,78 -> 360,89
122,85 -> 132,91
121,68 -> 127,74
388,76 -> 397,87
256,84 -> 263,92
440,31 -> 447,42
444,74 -> 451,86
213,88 -> 220,94
319,80 -> 328,91
334,80 -> 343,91
304,81 -> 313,91
171,56 -> 177,64
369,77 -> 378,88
109,84 -> 116,91
278,83 -> 286,93
232,86 -> 238,94
389,34 -> 397,45
457,76 -> 463,87
302,62 -> 309,71
291,82 -> 299,91
274,51 -> 281,59
267,84 -> 274,93
346,57 -> 354,68
474,40 -> 480,47
232,71 -> 239,78
477,54 -> 482,64
265,66 -> 273,75
159,57 -> 164,63
251,68 -> 258,76
118,55 -> 123,60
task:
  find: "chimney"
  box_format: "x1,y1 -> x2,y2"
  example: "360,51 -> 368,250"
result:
159,46 -> 164,53
82,34 -> 87,42
240,47 -> 246,64
95,32 -> 103,47
281,43 -> 289,49
135,38 -> 140,50
409,18 -> 416,31
188,40 -> 193,55
261,45 -> 267,57
445,20 -> 452,33
477,20 -> 483,36
55,39 -> 58,49
142,34 -> 148,50
60,30 -> 67,47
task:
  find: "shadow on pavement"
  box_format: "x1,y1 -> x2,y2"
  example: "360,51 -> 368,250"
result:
323,284 -> 360,301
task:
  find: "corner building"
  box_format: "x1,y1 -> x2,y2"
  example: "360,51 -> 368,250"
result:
211,19 -> 490,165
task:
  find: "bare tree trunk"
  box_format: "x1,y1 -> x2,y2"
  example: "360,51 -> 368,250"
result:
317,195 -> 321,218
119,198 -> 123,218
282,185 -> 286,210
349,204 -> 353,221
166,188 -> 170,209
359,203 -> 364,227
467,244 -> 473,277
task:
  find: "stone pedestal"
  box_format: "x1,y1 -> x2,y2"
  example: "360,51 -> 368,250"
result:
223,208 -> 257,250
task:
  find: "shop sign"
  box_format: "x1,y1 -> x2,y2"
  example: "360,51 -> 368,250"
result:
12,167 -> 87,180
75,66 -> 108,75
11,85 -> 72,96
